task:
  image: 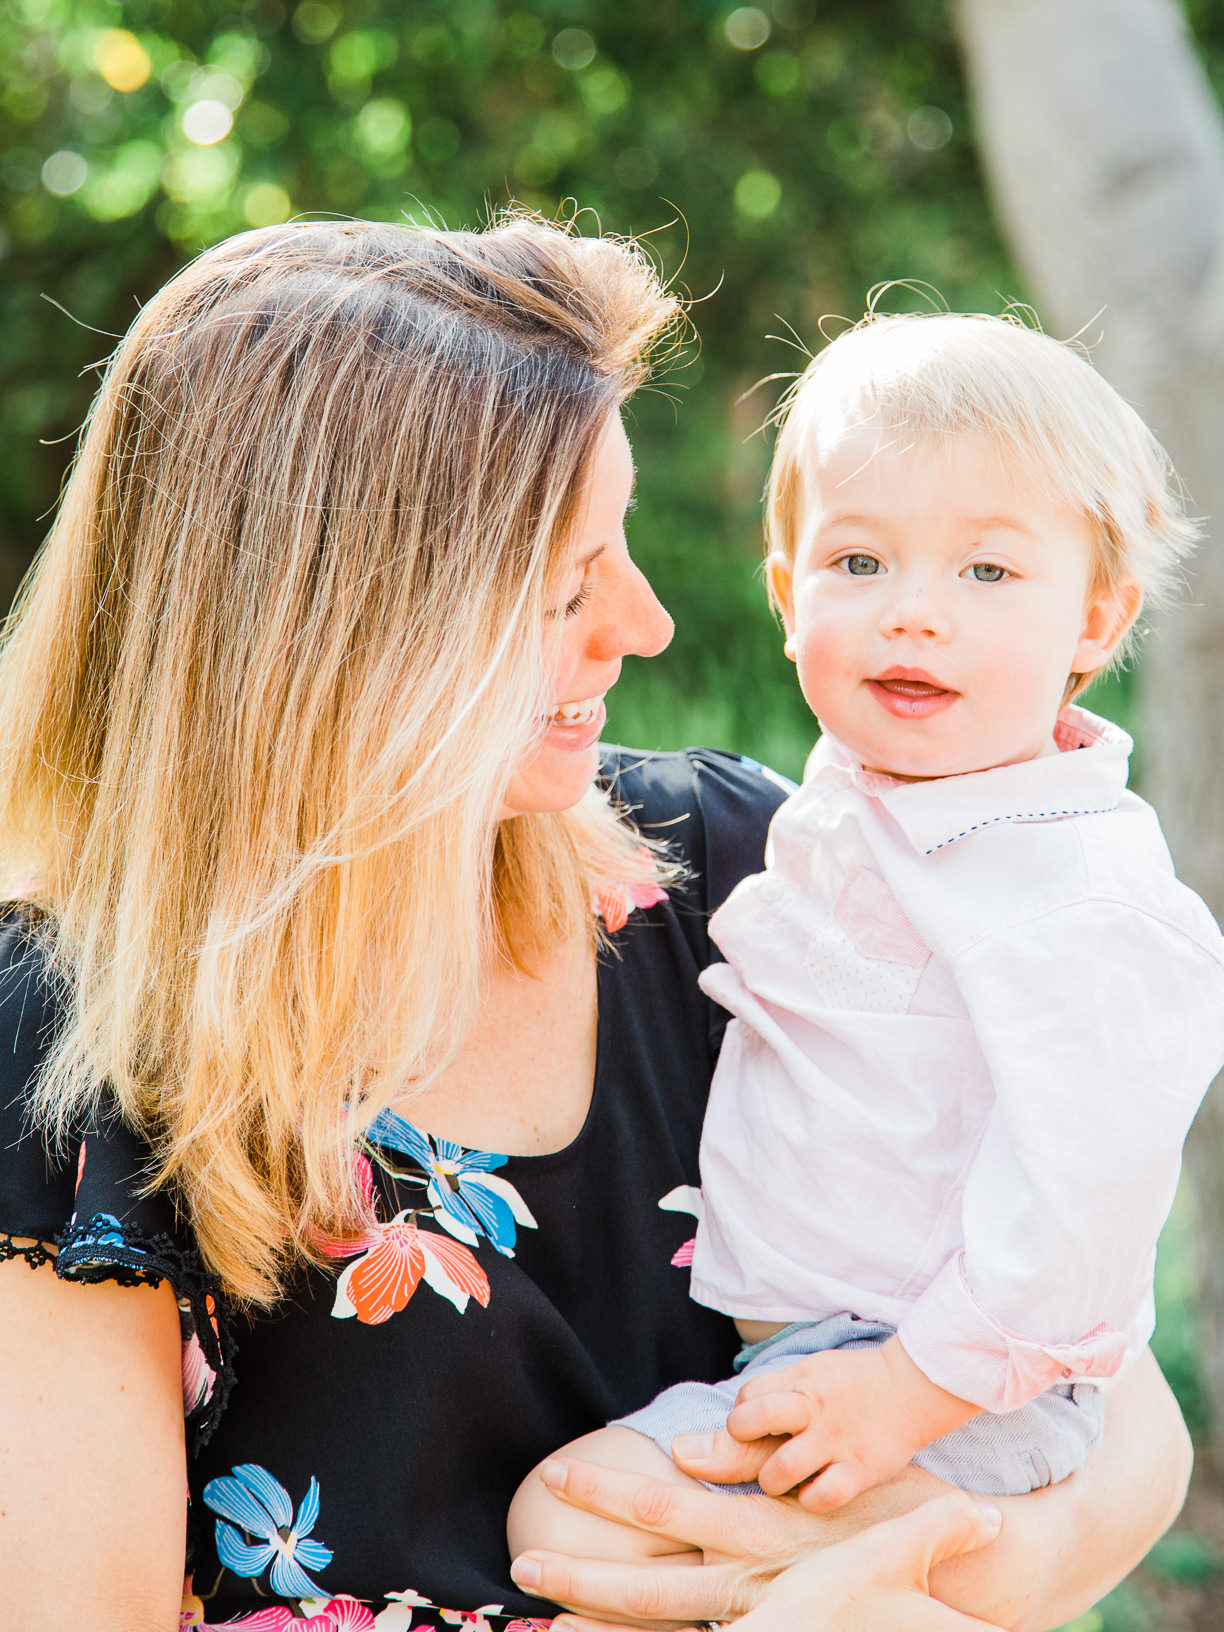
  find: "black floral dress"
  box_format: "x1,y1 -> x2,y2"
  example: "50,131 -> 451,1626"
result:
0,749 -> 789,1631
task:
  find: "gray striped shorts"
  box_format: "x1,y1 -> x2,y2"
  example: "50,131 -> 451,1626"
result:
613,1313 -> 1104,1497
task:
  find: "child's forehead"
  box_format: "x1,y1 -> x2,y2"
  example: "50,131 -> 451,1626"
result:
793,430 -> 1093,551
800,420 -> 1024,497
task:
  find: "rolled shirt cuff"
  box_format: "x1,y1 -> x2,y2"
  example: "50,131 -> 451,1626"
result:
897,1252 -> 1129,1413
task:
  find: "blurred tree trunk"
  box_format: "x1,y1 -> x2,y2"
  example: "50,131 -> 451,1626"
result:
955,0 -> 1224,1459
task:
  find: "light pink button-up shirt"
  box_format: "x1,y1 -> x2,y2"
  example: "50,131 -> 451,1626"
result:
693,706 -> 1224,1412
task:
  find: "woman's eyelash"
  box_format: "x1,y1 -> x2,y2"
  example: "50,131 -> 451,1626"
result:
563,586 -> 592,618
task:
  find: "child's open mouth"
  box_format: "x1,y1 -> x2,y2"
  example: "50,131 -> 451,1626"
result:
867,673 -> 958,720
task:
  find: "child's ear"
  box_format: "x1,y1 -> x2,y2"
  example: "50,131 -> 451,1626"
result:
766,551 -> 799,661
1072,574 -> 1143,675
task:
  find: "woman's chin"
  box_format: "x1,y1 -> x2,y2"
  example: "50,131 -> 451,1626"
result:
499,738 -> 603,820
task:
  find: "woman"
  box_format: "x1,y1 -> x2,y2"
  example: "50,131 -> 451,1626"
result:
0,216 -> 1189,1632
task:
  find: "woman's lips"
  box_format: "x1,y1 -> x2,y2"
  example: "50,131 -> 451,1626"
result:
540,694 -> 607,750
866,677 -> 958,720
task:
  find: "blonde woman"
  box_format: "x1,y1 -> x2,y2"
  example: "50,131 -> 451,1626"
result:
0,217 -> 1189,1632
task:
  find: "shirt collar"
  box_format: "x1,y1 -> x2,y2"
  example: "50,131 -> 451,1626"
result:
805,705 -> 1133,856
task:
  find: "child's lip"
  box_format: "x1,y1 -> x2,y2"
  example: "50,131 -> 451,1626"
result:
871,667 -> 951,692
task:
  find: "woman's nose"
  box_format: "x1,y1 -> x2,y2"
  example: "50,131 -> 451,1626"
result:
589,558 -> 674,661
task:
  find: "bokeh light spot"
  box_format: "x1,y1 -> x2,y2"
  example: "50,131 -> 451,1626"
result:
734,167 -> 781,218
182,101 -> 234,146
725,8 -> 771,51
552,28 -> 596,71
579,65 -> 629,116
354,98 -> 411,161
907,106 -> 953,151
41,150 -> 87,197
614,147 -> 659,190
243,182 -> 292,226
292,2 -> 339,45
93,29 -> 151,93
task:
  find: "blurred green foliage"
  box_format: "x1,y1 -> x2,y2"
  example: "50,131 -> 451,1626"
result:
4,0 -> 1224,775
1,0 -> 1021,777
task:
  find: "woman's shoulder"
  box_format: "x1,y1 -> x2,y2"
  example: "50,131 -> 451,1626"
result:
0,906 -> 233,1451
600,746 -> 793,914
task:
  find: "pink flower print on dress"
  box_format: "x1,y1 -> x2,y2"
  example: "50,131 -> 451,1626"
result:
440,1607 -> 505,1630
806,865 -> 931,1014
325,1155 -> 491,1324
594,847 -> 667,932
181,1329 -> 217,1415
659,1184 -> 702,1268
201,1607 -> 375,1631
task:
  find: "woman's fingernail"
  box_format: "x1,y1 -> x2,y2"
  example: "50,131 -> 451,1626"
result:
672,1432 -> 715,1458
969,1497 -> 1004,1534
539,1458 -> 568,1491
510,1555 -> 542,1590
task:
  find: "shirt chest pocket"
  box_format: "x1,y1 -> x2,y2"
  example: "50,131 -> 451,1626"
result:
806,864 -> 932,1015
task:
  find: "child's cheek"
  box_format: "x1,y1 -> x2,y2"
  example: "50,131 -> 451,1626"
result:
793,623 -> 845,722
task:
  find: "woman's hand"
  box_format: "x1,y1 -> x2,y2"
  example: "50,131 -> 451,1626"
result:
510,1353 -> 1189,1632
510,1457 -> 1002,1630
725,1496 -> 1005,1631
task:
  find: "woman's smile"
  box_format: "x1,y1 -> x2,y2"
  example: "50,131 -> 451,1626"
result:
541,692 -> 608,750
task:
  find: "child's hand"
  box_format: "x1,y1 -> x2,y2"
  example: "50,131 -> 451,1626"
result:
675,1336 -> 977,1514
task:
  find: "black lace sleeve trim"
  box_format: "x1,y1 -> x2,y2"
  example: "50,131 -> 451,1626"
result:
54,1212 -> 238,1455
0,1232 -> 59,1270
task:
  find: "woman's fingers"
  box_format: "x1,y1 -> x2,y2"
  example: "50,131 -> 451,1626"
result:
511,1549 -> 748,1625
534,1455 -> 796,1558
879,1490 -> 1004,1579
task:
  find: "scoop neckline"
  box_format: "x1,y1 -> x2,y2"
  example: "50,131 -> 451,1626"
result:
370,951 -> 612,1171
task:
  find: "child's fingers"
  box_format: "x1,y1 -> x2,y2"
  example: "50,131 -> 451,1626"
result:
670,1426 -> 775,1484
795,1461 -> 864,1514
725,1390 -> 811,1444
733,1361 -> 810,1403
753,1427 -> 832,1496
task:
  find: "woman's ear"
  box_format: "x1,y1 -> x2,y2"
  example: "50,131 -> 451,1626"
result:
766,551 -> 799,662
1072,574 -> 1143,676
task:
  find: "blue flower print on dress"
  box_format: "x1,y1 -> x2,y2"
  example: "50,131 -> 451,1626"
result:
66,1211 -> 130,1255
366,1110 -> 537,1257
203,1463 -> 333,1600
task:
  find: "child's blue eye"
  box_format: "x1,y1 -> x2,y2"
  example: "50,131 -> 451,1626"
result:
968,562 -> 1007,583
844,554 -> 881,576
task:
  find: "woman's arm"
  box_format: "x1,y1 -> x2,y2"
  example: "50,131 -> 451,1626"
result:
933,1350 -> 1191,1630
513,1351 -> 1188,1631
0,1255 -> 188,1632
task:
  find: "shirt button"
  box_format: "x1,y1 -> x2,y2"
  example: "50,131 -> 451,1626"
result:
1060,1367 -> 1072,1379
760,878 -> 784,904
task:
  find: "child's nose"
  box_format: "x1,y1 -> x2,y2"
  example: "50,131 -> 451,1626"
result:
879,581 -> 953,642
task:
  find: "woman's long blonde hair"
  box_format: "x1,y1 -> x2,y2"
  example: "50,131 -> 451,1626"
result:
0,214 -> 680,1305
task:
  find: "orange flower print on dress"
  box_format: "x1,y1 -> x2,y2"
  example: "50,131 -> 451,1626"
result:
326,1155 -> 491,1325
594,847 -> 667,932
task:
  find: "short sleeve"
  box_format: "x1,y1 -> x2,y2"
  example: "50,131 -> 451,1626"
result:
0,910 -> 235,1451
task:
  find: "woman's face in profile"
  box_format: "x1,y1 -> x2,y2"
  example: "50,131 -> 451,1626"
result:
499,416 -> 674,820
